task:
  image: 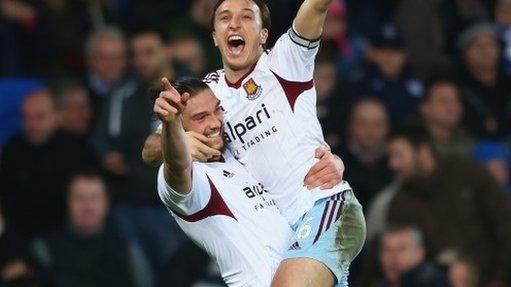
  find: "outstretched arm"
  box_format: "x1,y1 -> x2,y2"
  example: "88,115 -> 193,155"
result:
142,131 -> 222,167
294,0 -> 334,40
155,78 -> 192,195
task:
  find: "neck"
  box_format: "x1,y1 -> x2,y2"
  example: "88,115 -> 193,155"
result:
470,66 -> 497,86
224,50 -> 263,84
426,122 -> 454,142
348,140 -> 386,164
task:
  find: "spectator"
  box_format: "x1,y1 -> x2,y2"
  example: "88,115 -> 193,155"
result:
376,226 -> 448,287
457,21 -> 511,139
448,256 -> 479,287
0,0 -> 38,76
315,40 -> 346,150
31,172 -> 150,287
91,29 -> 186,273
0,89 -> 97,248
337,98 -> 392,210
168,0 -> 221,71
322,0 -> 364,81
420,76 -> 475,159
169,34 -> 207,77
386,123 -> 511,286
392,0 -> 453,79
0,78 -> 44,147
355,23 -> 424,126
495,0 -> 511,74
130,29 -> 177,87
0,205 -> 41,287
52,79 -> 93,138
472,141 -> 511,195
84,26 -> 128,117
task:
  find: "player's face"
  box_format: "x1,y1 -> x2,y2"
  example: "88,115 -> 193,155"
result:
182,89 -> 225,151
212,0 -> 268,71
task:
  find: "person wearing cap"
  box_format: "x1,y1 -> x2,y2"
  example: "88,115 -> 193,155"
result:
353,23 -> 424,127
457,21 -> 511,139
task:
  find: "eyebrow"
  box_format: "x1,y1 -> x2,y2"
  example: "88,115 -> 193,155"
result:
218,7 -> 255,15
192,111 -> 208,119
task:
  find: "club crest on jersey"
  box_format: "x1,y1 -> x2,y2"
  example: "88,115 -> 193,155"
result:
243,78 -> 263,101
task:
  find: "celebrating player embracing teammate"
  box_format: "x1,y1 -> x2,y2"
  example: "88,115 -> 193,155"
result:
146,0 -> 366,286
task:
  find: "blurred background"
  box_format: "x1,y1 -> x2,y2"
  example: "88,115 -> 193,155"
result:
1,0 -> 511,286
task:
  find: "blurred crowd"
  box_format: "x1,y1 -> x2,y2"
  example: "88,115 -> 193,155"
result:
1,0 -> 511,286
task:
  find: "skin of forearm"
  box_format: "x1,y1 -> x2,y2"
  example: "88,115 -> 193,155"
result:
142,133 -> 164,167
161,119 -> 192,173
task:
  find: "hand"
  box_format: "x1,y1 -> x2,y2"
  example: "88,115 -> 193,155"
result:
186,131 -> 222,162
0,0 -> 36,23
154,77 -> 190,123
303,147 -> 344,190
103,152 -> 130,176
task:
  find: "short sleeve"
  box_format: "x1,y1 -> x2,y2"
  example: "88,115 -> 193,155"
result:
157,164 -> 212,215
267,23 -> 320,82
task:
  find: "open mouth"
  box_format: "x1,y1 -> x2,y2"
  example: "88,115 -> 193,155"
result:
206,131 -> 221,139
227,35 -> 246,56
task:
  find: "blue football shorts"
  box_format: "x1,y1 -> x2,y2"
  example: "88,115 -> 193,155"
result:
284,189 -> 366,286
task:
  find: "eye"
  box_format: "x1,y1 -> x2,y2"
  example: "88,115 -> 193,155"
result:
194,115 -> 207,122
243,14 -> 253,20
220,15 -> 229,21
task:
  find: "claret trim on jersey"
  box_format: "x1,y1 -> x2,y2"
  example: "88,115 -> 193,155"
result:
170,175 -> 236,222
226,62 -> 258,89
272,71 -> 314,112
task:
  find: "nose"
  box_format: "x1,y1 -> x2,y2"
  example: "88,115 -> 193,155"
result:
207,114 -> 222,131
228,15 -> 241,30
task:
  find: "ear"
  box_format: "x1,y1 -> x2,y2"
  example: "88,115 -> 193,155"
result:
260,28 -> 269,46
212,31 -> 218,47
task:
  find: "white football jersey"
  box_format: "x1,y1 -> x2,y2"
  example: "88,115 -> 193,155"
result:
204,27 -> 352,225
157,151 -> 293,287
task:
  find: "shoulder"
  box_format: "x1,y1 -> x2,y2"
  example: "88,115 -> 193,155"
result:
2,133 -> 25,153
203,70 -> 224,86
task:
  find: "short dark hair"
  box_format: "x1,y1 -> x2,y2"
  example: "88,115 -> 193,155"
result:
172,77 -> 211,98
130,27 -> 168,43
67,170 -> 108,199
211,0 -> 271,31
149,77 -> 210,107
50,78 -> 86,108
391,122 -> 433,150
380,225 -> 425,248
422,71 -> 459,103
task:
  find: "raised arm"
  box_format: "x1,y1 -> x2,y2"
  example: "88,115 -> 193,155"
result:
155,78 -> 192,195
142,130 -> 222,167
294,0 -> 334,40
